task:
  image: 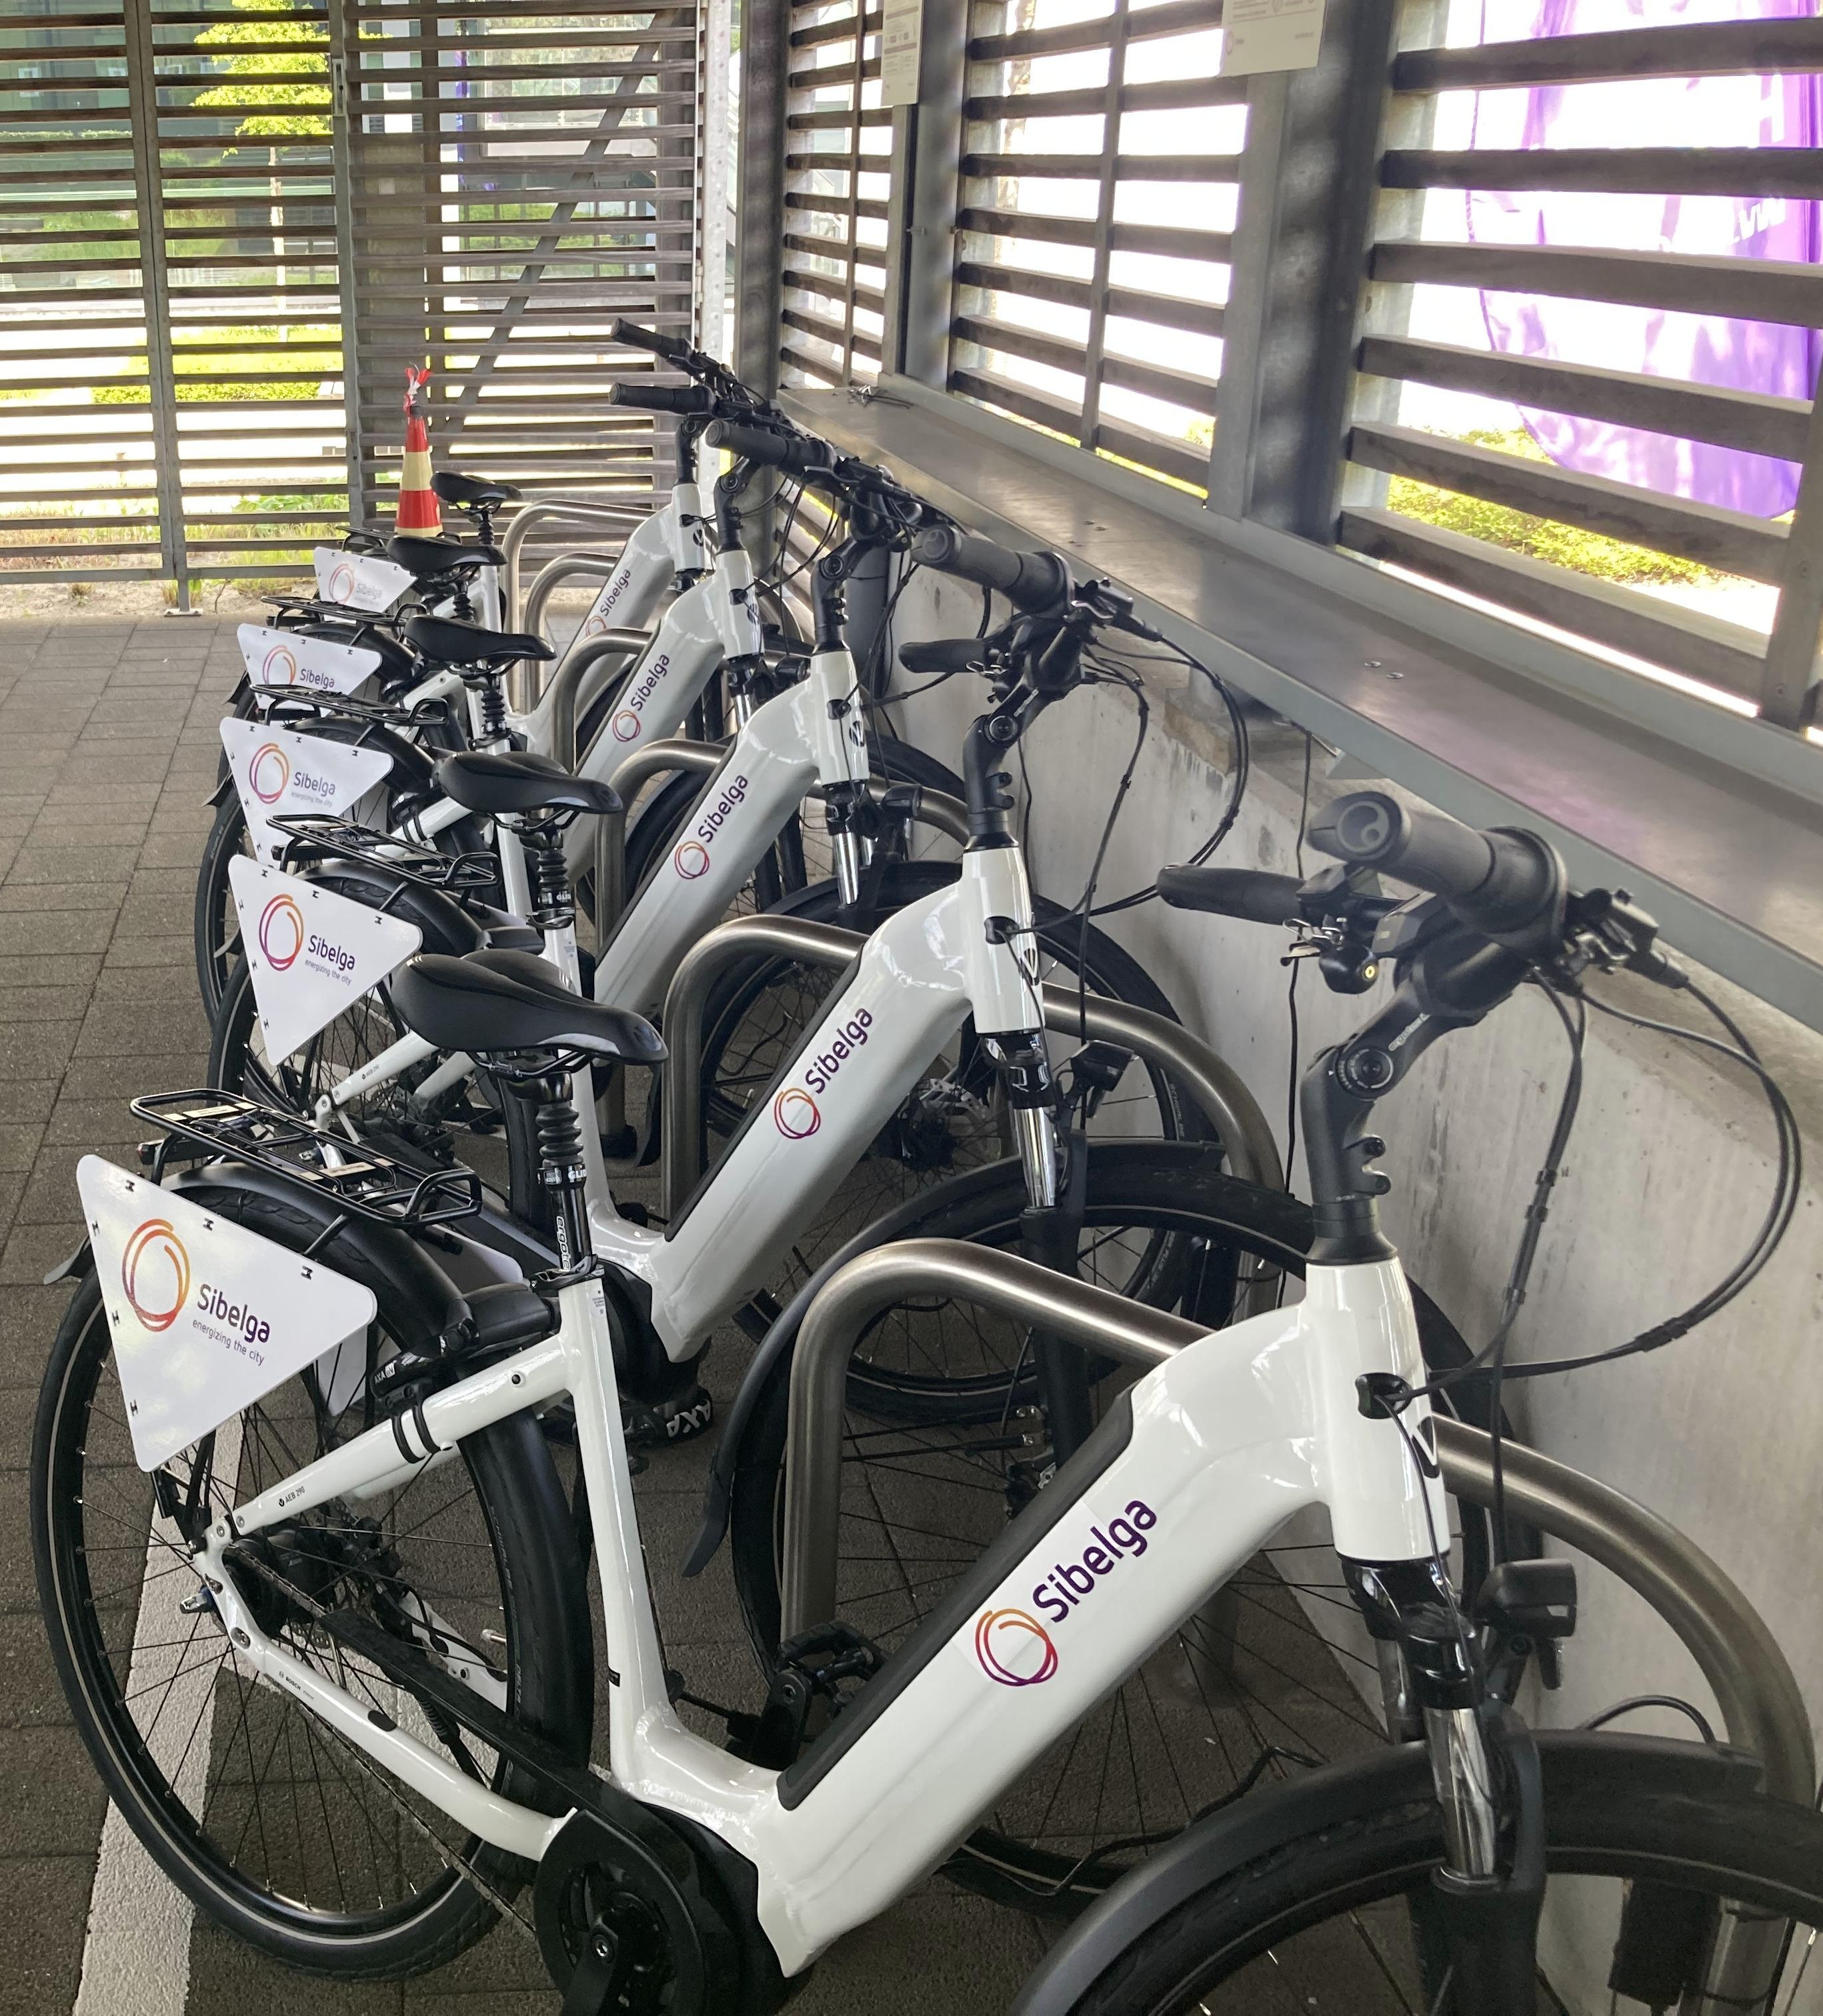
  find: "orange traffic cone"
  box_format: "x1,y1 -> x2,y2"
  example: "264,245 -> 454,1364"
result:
396,365 -> 441,533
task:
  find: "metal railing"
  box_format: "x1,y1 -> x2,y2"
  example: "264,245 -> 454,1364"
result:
503,498 -> 653,629
777,1235 -> 1814,2002
656,911 -> 1284,1213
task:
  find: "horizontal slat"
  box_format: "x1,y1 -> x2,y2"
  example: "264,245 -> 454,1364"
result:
964,151 -> 1240,183
782,305 -> 882,360
1385,147 -> 1823,201
1106,285 -> 1224,338
781,341 -> 847,384
785,267 -> 885,315
1394,17 -> 1823,92
953,313 -> 1086,379
787,105 -> 892,130
783,231 -> 881,267
951,365 -> 1084,438
960,207 -> 1232,264
785,190 -> 889,221
1347,421 -> 1788,581
966,74 -> 1248,121
1102,351 -> 1221,417
1358,335 -> 1808,460
971,0 -> 1222,64
1095,416 -> 1210,490
957,259 -> 1094,312
791,8 -> 881,49
1372,238 -> 1823,329
1340,504 -> 1767,703
956,318 -> 1218,417
785,151 -> 889,173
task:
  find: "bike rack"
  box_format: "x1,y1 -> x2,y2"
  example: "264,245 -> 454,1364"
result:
777,1237 -> 1815,2003
657,914 -> 1285,1211
502,497 -> 649,629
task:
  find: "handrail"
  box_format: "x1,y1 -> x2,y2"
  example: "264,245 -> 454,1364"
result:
779,1235 -> 1816,1812
657,913 -> 1284,1211
516,555 -> 641,711
501,497 -> 651,627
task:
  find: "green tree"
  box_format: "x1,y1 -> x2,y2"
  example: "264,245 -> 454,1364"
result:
193,0 -> 330,140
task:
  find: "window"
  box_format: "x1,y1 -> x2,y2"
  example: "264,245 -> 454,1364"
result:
952,0 -> 1234,493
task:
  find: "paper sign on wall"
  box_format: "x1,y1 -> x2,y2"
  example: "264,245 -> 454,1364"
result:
78,1157 -> 379,1473
239,623 -> 382,697
313,545 -> 415,615
221,717 -> 394,865
881,0 -> 924,105
228,858 -> 423,1061
1219,0 -> 1326,75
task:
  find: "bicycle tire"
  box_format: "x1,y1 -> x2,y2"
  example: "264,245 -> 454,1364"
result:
1050,1739 -> 1823,2013
33,1199 -> 593,1979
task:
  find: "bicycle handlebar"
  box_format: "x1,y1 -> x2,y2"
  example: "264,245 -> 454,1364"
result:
899,637 -> 991,679
611,317 -> 697,369
702,418 -> 828,477
609,381 -> 715,415
1157,865 -> 1306,925
907,523 -> 1071,615
1309,791 -> 1562,944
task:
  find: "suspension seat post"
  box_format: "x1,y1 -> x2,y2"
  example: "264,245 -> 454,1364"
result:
527,1070 -> 595,1277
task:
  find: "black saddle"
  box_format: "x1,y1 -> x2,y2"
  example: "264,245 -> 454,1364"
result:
437,749 -> 622,819
469,901 -> 544,953
433,471 -> 520,509
406,613 -> 555,668
390,949 -> 666,1063
389,534 -> 506,577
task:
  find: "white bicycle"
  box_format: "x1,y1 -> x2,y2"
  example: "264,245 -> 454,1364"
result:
33,779 -> 1822,2012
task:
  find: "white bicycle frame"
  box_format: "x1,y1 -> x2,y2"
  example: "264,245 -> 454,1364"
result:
190,1230 -> 1444,1978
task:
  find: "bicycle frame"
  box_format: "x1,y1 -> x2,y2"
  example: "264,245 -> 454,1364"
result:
188,1237 -> 1443,1977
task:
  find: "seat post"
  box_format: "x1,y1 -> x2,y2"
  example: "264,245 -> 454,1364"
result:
525,1071 -> 596,1277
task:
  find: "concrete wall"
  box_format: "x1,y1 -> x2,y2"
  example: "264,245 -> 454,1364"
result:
885,564 -> 1823,1766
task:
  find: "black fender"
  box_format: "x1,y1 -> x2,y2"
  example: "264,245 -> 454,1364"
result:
283,855 -> 497,956
1006,1732 -> 1763,2015
167,1160 -> 473,1361
682,1156 -> 1030,1577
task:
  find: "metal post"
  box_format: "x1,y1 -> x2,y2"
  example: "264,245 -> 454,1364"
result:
735,0 -> 791,395
327,0 -> 369,533
123,0 -> 192,612
894,0 -> 968,387
501,499 -> 649,628
657,911 -> 1282,1212
1758,351 -> 1823,730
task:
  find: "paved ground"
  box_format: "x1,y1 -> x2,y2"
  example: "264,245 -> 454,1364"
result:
0,614 -> 1049,2015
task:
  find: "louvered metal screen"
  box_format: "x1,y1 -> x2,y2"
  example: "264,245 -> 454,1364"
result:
340,0 -> 703,526
950,0 -> 1235,494
1341,15 -> 1823,727
779,0 -> 887,387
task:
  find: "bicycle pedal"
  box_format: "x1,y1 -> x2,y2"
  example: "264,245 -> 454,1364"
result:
621,1383 -> 713,1449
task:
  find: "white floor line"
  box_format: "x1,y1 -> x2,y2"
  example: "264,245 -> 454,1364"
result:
76,1422 -> 241,2016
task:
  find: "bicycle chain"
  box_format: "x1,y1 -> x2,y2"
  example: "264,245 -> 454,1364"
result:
215,1539 -> 544,1949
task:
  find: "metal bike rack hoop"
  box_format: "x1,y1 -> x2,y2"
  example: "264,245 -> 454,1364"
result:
503,497 -> 651,627
779,1237 -> 1816,1814
658,914 -> 1284,1215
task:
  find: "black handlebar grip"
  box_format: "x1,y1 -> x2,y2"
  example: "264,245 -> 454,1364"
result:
703,418 -> 826,476
907,523 -> 1071,614
898,637 -> 992,679
1156,865 -> 1305,925
609,381 -> 713,415
1310,791 -> 1560,939
611,317 -> 695,367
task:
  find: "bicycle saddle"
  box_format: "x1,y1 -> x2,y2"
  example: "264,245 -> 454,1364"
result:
435,749 -> 623,819
389,949 -> 667,1063
467,901 -> 544,953
433,471 -> 520,509
405,613 -> 555,667
387,534 -> 507,577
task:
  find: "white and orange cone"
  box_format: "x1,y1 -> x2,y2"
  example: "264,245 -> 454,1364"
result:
396,365 -> 441,533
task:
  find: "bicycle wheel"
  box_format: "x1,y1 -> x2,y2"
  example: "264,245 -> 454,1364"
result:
728,1141 -> 1500,1913
33,1193 -> 593,1979
695,863 -> 1201,1317
1050,1737 -> 1823,2013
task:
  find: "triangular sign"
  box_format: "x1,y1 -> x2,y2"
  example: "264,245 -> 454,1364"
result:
78,1156 -> 379,1473
239,622 -> 382,697
313,545 -> 415,614
228,857 -> 423,1061
221,716 -> 394,865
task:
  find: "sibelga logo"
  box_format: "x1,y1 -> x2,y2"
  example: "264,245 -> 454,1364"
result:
121,1219 -> 191,1333
249,741 -> 291,804
327,559 -> 356,603
582,570 -> 631,635
693,773 -> 749,845
974,1608 -> 1059,1687
611,708 -> 641,743
673,839 -> 709,880
772,1087 -> 820,1139
259,892 -> 305,971
261,642 -> 299,685
610,653 -> 671,742
802,1008 -> 874,1095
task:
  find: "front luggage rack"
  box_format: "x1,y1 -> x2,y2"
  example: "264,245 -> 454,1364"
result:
267,813 -> 499,895
131,1089 -> 481,1229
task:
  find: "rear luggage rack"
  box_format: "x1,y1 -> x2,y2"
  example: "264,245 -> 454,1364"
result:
247,685 -> 452,732
266,813 -> 499,895
131,1089 -> 481,1228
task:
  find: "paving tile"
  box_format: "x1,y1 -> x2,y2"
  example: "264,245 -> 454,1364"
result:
101,935 -> 193,970
57,1053 -> 205,1101
0,985 -> 90,1023
0,1219 -> 84,1287
74,1001 -> 209,1057
0,881 -> 124,915
0,908 -> 116,953
5,847 -> 136,887
0,1021 -> 80,1080
0,1080 -> 57,1125
0,1123 -> 43,1169
0,953 -> 102,990
0,1728 -> 108,1853
19,1141 -> 141,1222
0,1855 -> 91,2015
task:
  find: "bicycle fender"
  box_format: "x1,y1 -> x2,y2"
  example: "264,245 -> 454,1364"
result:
1007,1733 -> 1762,2016
285,856 -> 494,956
169,1160 -> 471,1359
42,1237 -> 92,1285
